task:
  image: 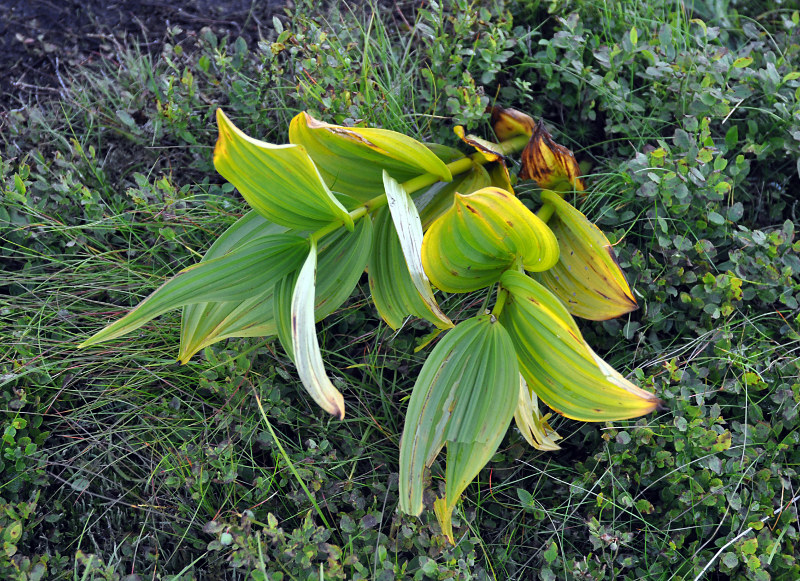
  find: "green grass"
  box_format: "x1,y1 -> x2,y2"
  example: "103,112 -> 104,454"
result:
2,0 -> 800,579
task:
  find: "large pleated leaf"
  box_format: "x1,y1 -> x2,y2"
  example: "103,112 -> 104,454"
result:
274,218 -> 373,361
80,233 -> 308,348
214,109 -> 353,231
498,270 -> 660,421
179,213 -> 372,363
533,190 -> 638,320
178,211 -> 287,362
368,208 -> 437,329
288,239 -> 346,419
422,187 -> 559,293
288,112 -> 452,203
398,315 -> 518,542
366,174 -> 452,330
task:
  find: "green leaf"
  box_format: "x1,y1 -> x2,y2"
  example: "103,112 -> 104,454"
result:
533,190 -> 638,320
289,112 -> 452,203
399,315 -> 519,543
366,174 -> 453,330
732,57 -> 753,68
498,270 -> 660,421
416,163 -> 492,230
179,211 -> 286,361
289,239 -> 346,419
81,233 -> 308,348
214,109 -> 353,230
179,212 -> 372,363
369,207 -> 435,328
422,187 -> 559,293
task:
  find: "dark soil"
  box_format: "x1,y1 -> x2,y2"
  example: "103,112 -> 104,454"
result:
0,0 -> 285,111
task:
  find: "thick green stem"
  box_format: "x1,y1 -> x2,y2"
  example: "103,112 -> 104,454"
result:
536,189 -> 564,224
537,203 -> 555,223
491,286 -> 509,317
310,133 -> 531,243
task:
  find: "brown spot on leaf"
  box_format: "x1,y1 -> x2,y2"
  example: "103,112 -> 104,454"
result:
519,120 -> 585,192
490,106 -> 536,140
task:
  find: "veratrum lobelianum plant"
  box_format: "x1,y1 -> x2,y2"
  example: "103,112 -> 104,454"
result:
80,106 -> 660,542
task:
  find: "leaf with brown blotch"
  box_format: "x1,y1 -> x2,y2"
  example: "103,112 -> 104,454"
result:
519,120 -> 584,193
490,106 -> 536,141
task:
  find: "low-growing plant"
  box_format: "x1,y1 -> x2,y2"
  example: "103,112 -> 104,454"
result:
79,105 -> 660,541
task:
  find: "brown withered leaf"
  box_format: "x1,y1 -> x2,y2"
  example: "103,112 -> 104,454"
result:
453,125 -> 505,162
519,120 -> 585,193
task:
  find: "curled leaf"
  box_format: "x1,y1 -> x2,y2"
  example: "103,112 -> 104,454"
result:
520,120 -> 584,192
533,190 -> 638,320
422,187 -> 559,293
514,374 -> 562,451
416,163 -> 492,230
289,239 -> 346,419
289,112 -> 452,203
214,109 -> 353,230
490,106 -> 536,141
499,270 -> 661,422
453,125 -> 504,162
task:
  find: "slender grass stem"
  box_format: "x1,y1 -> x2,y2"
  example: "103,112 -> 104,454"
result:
252,385 -> 331,529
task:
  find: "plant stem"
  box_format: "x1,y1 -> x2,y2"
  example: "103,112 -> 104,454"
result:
310,133 -> 531,243
537,202 -> 555,223
491,286 -> 508,317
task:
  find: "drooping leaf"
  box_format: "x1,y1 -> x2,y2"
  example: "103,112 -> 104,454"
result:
288,239 -> 346,419
399,315 -> 519,543
288,112 -> 452,203
519,120 -> 584,192
533,190 -> 638,320
80,233 -> 308,348
453,125 -> 504,162
422,187 -> 559,293
179,213 -> 372,362
275,218 -> 373,361
367,173 -> 453,330
214,109 -> 353,230
498,270 -> 661,421
514,374 -> 562,451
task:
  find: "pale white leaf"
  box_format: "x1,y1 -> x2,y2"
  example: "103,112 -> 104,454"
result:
382,170 -> 452,328
291,239 -> 345,419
